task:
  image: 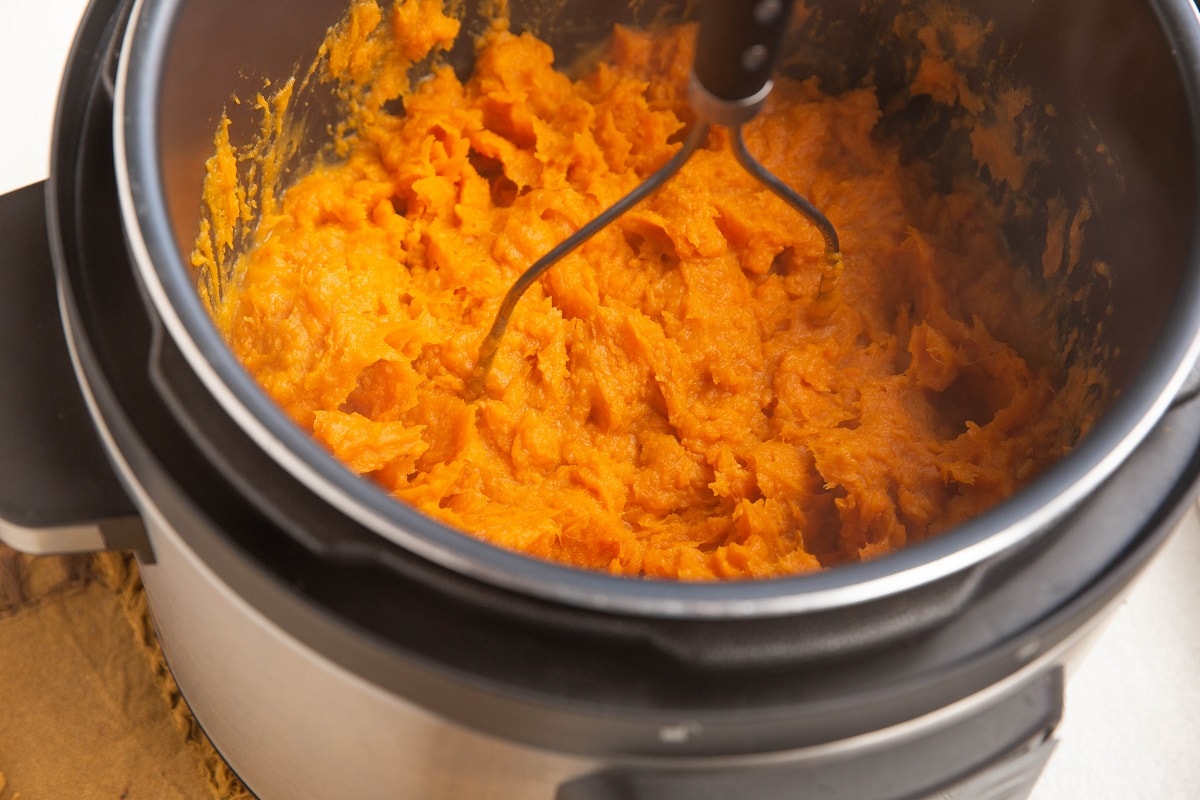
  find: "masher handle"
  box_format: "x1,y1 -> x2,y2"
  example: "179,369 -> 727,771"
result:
693,0 -> 795,102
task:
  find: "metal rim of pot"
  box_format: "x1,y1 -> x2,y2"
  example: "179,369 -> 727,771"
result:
111,0 -> 1200,619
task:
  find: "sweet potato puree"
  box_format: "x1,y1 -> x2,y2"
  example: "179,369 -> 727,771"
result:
200,0 -> 1099,579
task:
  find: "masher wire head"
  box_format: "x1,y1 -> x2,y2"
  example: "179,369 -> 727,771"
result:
470,0 -> 842,396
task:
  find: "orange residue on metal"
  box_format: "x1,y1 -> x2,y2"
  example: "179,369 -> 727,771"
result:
1041,197 -> 1094,280
194,115 -> 249,311
969,85 -> 1035,191
1066,198 -> 1093,276
911,38 -> 983,113
1041,196 -> 1068,279
906,7 -> 990,114
199,0 -> 1100,580
904,7 -> 1036,192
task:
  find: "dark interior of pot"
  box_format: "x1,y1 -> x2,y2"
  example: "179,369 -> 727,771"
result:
135,0 -> 1200,591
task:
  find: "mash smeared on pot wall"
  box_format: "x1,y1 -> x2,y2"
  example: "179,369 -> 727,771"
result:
195,0 -> 1102,579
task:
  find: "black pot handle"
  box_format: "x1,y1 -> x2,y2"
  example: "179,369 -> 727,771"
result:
0,181 -> 146,556
556,668 -> 1063,800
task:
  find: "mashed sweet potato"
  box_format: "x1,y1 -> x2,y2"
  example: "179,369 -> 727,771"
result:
201,0 -> 1099,579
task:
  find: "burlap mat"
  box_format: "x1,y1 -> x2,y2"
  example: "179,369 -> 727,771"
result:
0,545 -> 252,800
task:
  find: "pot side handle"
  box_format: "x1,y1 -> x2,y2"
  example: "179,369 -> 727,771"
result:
0,181 -> 145,556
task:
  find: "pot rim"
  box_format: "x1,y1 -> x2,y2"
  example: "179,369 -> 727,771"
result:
111,0 -> 1200,619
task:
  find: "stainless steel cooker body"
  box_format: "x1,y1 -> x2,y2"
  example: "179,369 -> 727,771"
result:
2,0 -> 1200,798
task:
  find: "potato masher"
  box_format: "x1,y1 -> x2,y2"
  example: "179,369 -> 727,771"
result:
471,0 -> 843,391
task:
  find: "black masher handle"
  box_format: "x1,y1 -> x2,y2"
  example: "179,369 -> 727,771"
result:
693,0 -> 796,102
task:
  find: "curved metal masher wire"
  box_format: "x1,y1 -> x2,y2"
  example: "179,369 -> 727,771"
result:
468,119 -> 844,398
729,127 -> 844,315
730,128 -> 841,260
467,121 -> 844,397
468,121 -> 710,396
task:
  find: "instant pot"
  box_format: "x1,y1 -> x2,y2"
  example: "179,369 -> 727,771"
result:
2,0 -> 1200,797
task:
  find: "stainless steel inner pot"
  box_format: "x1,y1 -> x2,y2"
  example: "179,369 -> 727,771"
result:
115,0 -> 1200,620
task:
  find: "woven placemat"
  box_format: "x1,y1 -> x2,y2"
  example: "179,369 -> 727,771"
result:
0,545 -> 252,800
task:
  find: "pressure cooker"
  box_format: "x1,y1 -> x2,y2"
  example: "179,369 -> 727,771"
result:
2,0 -> 1200,798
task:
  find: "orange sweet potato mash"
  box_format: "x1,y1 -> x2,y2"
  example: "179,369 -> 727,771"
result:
201,0 -> 1099,579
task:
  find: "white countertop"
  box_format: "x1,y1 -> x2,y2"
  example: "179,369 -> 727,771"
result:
1034,508 -> 1200,799
2,2 -> 1198,798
